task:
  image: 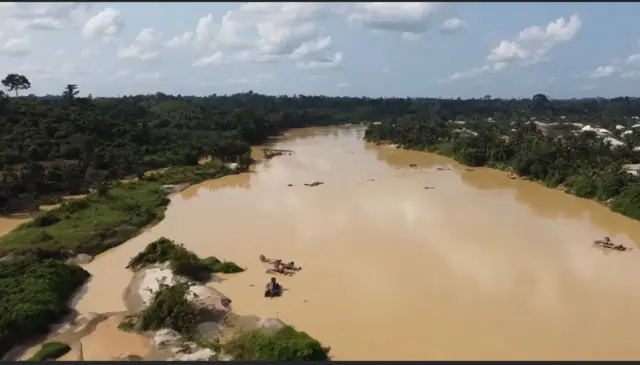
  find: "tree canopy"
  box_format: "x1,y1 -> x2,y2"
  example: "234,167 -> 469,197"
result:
2,74 -> 640,216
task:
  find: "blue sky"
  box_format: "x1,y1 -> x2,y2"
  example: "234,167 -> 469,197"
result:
1,2 -> 639,99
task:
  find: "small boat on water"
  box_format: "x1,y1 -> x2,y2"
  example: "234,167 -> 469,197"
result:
593,239 -> 632,252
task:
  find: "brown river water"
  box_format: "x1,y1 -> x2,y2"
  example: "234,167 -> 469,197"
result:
5,126 -> 640,360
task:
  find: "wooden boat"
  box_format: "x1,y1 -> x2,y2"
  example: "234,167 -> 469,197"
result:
265,268 -> 294,276
593,240 -> 632,251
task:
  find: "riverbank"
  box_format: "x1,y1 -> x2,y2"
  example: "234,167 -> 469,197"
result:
0,159 -> 239,359
365,131 -> 640,224
8,238 -> 330,361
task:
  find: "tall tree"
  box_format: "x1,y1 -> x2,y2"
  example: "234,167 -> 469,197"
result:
62,84 -> 79,99
1,73 -> 31,97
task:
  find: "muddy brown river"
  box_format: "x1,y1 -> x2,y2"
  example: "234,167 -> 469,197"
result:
28,126 -> 640,360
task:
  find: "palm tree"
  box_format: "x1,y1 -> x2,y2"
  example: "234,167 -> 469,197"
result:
62,84 -> 79,99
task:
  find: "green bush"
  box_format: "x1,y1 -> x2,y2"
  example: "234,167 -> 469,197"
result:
611,184 -> 640,220
138,282 -> 200,337
28,341 -> 71,361
127,237 -> 244,282
224,325 -> 330,361
0,257 -> 89,358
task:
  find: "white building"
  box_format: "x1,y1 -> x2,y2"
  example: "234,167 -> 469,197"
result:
623,164 -> 640,177
580,125 -> 611,137
453,128 -> 478,137
603,137 -> 624,147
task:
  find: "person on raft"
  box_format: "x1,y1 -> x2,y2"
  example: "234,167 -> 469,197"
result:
274,261 -> 286,273
265,277 -> 281,298
604,236 -> 612,245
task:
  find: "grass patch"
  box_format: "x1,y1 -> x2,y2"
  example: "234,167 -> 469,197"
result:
0,181 -> 170,258
27,341 -> 71,361
117,317 -> 137,332
223,325 -> 331,361
127,237 -> 244,282
0,257 -> 89,358
0,161 -> 238,259
145,160 -> 234,185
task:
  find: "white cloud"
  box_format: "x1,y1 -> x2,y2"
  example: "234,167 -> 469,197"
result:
441,61 -> 507,83
337,82 -> 350,88
401,32 -> 423,41
192,51 -> 224,67
82,7 -> 123,39
621,70 -> 640,79
348,2 -> 441,40
487,41 -> 529,62
292,36 -> 332,59
136,28 -> 161,44
588,65 -> 618,79
164,32 -> 193,48
25,63 -> 101,82
227,77 -> 254,84
493,62 -> 507,71
117,44 -> 159,61
3,36 -> 31,56
488,14 -> 581,67
440,18 -> 468,34
594,43 -> 640,80
28,17 -> 62,30
239,3 -> 335,25
117,27 -> 161,62
626,53 -> 640,68
256,22 -> 316,56
194,13 -> 215,45
227,74 -> 273,85
80,47 -> 100,59
1,3 -> 92,31
18,64 -> 53,79
518,15 -> 582,43
188,4 -> 339,66
296,51 -> 344,70
135,72 -> 162,82
213,11 -> 252,49
112,70 -> 131,80
231,50 -> 277,63
160,4 -> 342,68
444,65 -> 491,82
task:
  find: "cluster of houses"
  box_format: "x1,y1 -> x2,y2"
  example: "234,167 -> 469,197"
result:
447,118 -> 640,178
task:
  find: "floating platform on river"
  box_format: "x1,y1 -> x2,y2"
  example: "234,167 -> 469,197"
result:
593,240 -> 633,251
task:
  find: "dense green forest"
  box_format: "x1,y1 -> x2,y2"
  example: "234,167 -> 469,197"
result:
364,106 -> 640,220
2,76 -> 640,215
